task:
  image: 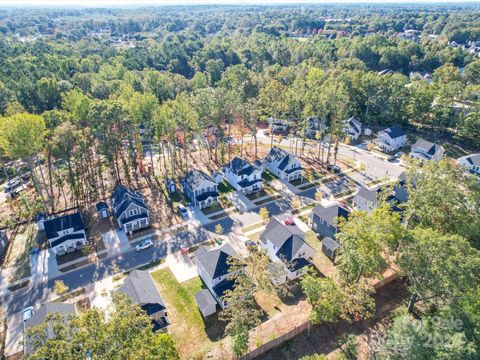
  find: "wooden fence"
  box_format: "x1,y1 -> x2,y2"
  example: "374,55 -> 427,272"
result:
240,321 -> 310,360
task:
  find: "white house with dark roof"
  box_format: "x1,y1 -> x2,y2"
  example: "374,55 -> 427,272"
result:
410,138 -> 445,161
44,212 -> 87,255
259,218 -> 315,285
110,185 -> 150,233
344,116 -> 362,141
376,125 -> 407,152
117,270 -> 169,331
311,203 -> 350,239
458,153 -> 480,175
193,243 -> 239,309
304,117 -> 326,139
222,157 -> 263,194
182,169 -> 219,209
263,146 -> 302,181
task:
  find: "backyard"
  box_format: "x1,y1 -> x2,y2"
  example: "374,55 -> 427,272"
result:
150,268 -> 228,358
304,231 -> 337,278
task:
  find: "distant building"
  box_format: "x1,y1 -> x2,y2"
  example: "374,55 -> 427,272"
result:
110,185 -> 150,233
458,153 -> 480,175
409,138 -> 445,161
44,213 -> 87,255
222,157 -> 263,194
344,116 -> 362,141
304,117 -> 326,139
182,169 -> 219,209
264,146 -> 302,181
376,125 -> 407,152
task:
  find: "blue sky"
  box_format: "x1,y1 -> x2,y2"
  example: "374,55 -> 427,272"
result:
1,0 -> 479,6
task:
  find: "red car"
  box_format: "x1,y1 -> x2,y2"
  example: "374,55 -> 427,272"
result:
180,246 -> 188,255
284,218 -> 295,226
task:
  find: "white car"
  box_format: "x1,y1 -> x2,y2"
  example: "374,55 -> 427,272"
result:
135,239 -> 153,252
23,306 -> 34,323
177,204 -> 189,220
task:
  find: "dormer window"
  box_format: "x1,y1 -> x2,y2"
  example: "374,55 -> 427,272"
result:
129,209 -> 138,216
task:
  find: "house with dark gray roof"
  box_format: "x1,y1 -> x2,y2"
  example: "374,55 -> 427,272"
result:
110,185 -> 150,233
182,169 -> 219,209
24,302 -> 76,355
195,289 -> 217,317
344,116 -> 362,141
193,243 -> 239,309
259,218 -> 315,285
0,230 -> 9,263
311,203 -> 350,239
117,270 -> 169,331
44,212 -> 87,255
458,153 -> 480,175
222,157 -> 263,194
322,237 -> 340,261
304,117 -> 326,139
263,146 -> 302,181
354,185 -> 401,214
410,138 -> 445,161
376,125 -> 407,152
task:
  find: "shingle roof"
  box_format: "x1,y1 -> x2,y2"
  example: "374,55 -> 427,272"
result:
194,243 -> 238,280
226,157 -> 256,176
260,218 -> 305,249
117,270 -> 166,309
380,125 -> 406,139
111,185 -> 148,219
196,191 -> 219,202
195,289 -> 217,311
322,237 -> 341,252
44,213 -> 85,240
24,302 -> 76,330
184,169 -> 216,190
237,178 -> 263,189
357,185 -> 380,202
289,257 -> 312,271
411,138 -> 445,160
346,116 -> 362,134
459,153 -> 480,166
212,278 -> 235,300
96,201 -> 108,211
50,232 -> 86,248
312,203 -> 350,226
265,146 -> 288,164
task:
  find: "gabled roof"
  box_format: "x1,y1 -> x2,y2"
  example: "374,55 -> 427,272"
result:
184,169 -> 216,190
459,153 -> 480,167
346,116 -> 362,134
225,157 -> 256,176
194,243 -> 238,280
195,289 -> 216,312
111,185 -> 148,219
357,185 -> 380,202
96,201 -> 108,211
117,270 -> 166,310
260,218 -> 305,249
379,125 -> 406,140
411,138 -> 445,160
24,302 -> 76,330
44,213 -> 85,240
322,237 -> 341,252
312,203 -> 350,226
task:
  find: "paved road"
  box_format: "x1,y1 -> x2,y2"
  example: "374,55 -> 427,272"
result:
4,227 -> 211,316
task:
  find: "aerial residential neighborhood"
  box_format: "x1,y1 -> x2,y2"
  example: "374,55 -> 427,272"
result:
0,2 -> 479,360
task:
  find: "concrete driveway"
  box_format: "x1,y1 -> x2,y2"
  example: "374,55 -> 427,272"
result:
4,311 -> 24,358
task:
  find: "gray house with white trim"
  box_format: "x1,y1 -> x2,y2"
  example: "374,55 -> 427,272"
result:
182,169 -> 219,209
410,138 -> 445,161
110,185 -> 150,233
458,153 -> 480,175
311,203 -> 350,239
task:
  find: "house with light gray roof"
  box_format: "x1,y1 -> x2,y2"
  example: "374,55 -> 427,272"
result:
110,185 -> 150,233
260,218 -> 315,285
458,153 -> 480,175
410,138 -> 445,161
182,169 -> 219,209
311,203 -> 350,239
263,146 -> 302,181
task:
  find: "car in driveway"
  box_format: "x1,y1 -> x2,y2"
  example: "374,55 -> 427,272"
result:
327,164 -> 341,173
23,306 -> 34,323
177,204 -> 189,219
135,239 -> 153,252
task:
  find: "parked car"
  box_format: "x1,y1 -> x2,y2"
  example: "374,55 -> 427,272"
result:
23,306 -> 34,323
177,204 -> 189,220
387,155 -> 396,162
327,164 -> 340,173
284,218 -> 295,226
394,151 -> 404,158
135,239 -> 153,252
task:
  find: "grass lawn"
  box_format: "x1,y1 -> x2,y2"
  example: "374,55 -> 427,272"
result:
304,231 -> 337,278
241,222 -> 265,234
201,203 -> 224,216
262,169 -> 277,182
151,268 -> 227,358
218,180 -> 235,194
246,189 -> 269,200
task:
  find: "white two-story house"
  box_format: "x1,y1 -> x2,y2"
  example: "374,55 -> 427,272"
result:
193,243 -> 240,309
182,169 -> 219,209
376,125 -> 407,152
263,146 -> 302,181
410,138 -> 445,161
344,116 -> 362,141
222,157 -> 263,194
110,185 -> 150,233
259,218 -> 315,285
44,212 -> 87,255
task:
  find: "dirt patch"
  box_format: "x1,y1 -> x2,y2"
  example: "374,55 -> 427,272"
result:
3,224 -> 38,281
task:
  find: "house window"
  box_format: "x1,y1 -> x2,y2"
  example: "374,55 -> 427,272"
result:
128,209 -> 138,216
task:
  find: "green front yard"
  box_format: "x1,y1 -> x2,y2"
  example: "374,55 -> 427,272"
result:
151,268 -> 227,358
201,202 -> 224,216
